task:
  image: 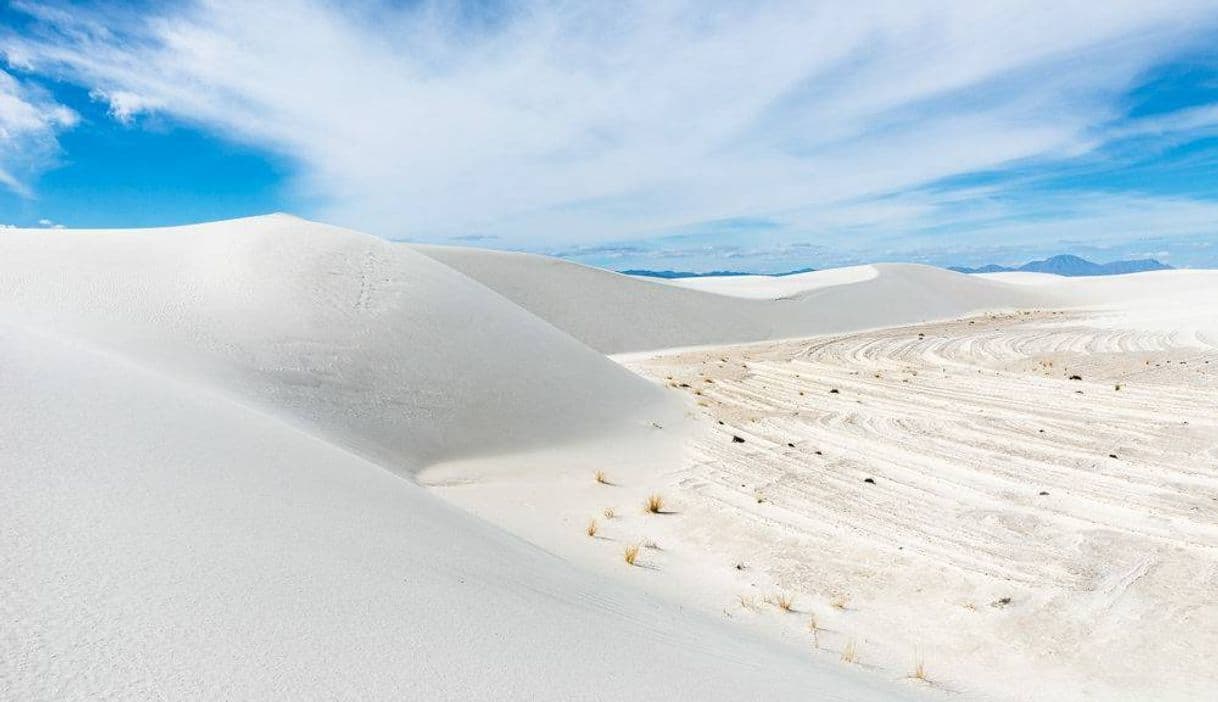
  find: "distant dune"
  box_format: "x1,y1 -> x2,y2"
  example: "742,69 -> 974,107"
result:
415,245 -> 1057,353
621,266 -> 816,278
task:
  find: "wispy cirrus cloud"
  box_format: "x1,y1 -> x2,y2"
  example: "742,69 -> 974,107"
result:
0,67 -> 77,196
3,0 -> 1218,264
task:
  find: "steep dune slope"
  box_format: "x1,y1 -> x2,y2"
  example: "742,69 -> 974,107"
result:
0,215 -> 677,472
414,246 -> 1056,353
0,323 -> 914,701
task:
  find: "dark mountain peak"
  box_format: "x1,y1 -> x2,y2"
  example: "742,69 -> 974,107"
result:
1036,254 -> 1089,265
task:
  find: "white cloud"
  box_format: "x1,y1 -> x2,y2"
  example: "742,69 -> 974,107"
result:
4,0 -> 1218,255
88,88 -> 162,124
0,68 -> 78,196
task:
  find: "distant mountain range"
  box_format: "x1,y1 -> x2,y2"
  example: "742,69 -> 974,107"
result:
622,267 -> 815,279
949,254 -> 1173,277
622,255 -> 1172,279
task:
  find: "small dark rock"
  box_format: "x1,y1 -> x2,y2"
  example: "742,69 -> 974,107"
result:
1039,491 -> 1049,496
1108,454 -> 1118,459
1068,374 -> 1082,381
863,477 -> 876,484
787,442 -> 795,448
814,450 -> 823,456
829,388 -> 840,394
991,596 -> 1012,608
732,435 -> 745,443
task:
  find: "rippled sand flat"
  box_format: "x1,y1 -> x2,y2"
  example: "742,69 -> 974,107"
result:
625,310 -> 1218,700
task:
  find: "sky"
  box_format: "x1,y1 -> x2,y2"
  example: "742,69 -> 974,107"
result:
2,1 -> 1218,271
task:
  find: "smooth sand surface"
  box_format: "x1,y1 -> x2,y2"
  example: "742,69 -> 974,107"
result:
414,245 -> 1059,353
1,216 -> 918,700
0,215 -> 679,472
656,265 -> 880,299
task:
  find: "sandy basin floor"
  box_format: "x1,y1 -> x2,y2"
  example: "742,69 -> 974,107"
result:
621,310 -> 1218,700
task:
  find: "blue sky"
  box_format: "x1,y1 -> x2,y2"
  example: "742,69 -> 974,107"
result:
2,1 -> 1218,271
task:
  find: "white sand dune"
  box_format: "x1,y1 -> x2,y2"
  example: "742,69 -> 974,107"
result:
0,215 -> 678,473
6,215 -> 1215,700
1,215 -> 924,700
656,266 -> 880,300
415,246 -> 1058,353
983,269 -> 1218,344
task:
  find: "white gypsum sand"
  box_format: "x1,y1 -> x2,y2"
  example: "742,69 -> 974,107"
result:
413,246 -> 1058,353
425,262 -> 1218,701
653,266 -> 879,300
0,215 -> 920,701
6,215 -> 1216,700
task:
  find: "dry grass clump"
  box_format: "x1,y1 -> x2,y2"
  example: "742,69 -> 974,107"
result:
586,519 -> 599,537
602,506 -> 616,519
644,493 -> 665,514
737,594 -> 757,610
840,639 -> 858,664
910,654 -> 928,682
594,470 -> 610,485
831,594 -> 849,610
623,544 -> 640,566
807,615 -> 820,648
773,591 -> 795,612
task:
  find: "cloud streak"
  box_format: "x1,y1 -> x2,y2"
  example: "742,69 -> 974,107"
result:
0,67 -> 77,196
4,0 -> 1218,261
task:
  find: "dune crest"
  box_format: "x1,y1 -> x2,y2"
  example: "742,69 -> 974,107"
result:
0,215 -> 677,472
